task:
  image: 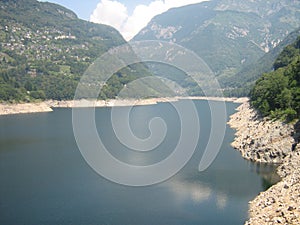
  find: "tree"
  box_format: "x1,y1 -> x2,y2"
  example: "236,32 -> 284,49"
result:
24,80 -> 33,91
250,36 -> 300,121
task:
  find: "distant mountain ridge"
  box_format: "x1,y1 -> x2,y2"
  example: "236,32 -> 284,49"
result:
133,0 -> 300,92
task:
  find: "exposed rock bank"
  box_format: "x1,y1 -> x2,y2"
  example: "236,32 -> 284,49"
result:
0,97 -> 245,116
0,99 -> 166,115
228,101 -> 300,225
0,102 -> 53,115
246,147 -> 300,225
228,101 -> 294,164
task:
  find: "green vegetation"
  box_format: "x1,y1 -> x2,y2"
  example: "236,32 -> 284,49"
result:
0,0 -> 151,102
251,37 -> 300,121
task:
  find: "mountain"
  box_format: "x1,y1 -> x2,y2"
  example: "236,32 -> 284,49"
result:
224,27 -> 300,92
250,36 -> 300,121
133,0 -> 300,93
0,0 -> 150,101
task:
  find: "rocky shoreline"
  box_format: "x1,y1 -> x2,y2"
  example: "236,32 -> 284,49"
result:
0,102 -> 53,115
0,97 -> 245,116
0,98 -> 172,115
228,101 -> 300,225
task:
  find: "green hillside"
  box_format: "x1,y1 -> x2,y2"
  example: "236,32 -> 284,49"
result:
0,0 -> 151,102
250,36 -> 300,121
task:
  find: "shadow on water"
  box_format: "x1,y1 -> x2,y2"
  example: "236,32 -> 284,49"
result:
247,161 -> 281,190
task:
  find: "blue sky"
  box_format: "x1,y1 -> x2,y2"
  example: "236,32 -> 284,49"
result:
42,0 -> 207,40
42,0 -> 153,20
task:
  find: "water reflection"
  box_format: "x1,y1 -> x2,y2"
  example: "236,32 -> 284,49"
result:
216,192 -> 228,210
163,174 -> 230,211
0,102 -> 279,225
166,178 -> 212,204
247,162 -> 281,190
160,160 -> 280,213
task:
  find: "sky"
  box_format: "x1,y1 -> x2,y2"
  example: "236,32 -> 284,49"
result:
41,0 -> 207,40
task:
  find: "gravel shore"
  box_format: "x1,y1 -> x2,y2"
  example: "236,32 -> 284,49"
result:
0,102 -> 53,115
228,101 -> 300,225
0,98 -> 169,115
0,96 -> 245,116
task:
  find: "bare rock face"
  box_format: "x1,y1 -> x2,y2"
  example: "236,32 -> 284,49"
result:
228,101 -> 300,225
228,102 -> 294,163
246,162 -> 300,225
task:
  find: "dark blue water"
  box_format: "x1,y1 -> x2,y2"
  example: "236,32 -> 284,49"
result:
0,100 -> 277,225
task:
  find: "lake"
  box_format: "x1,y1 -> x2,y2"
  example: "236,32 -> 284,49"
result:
0,100 -> 278,225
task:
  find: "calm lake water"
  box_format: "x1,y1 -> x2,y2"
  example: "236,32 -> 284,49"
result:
0,100 -> 278,225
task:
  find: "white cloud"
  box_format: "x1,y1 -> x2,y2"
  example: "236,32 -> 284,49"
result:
90,0 -> 208,41
90,0 -> 128,32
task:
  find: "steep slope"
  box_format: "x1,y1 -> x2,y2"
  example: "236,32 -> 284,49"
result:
226,27 -> 300,89
133,0 -> 300,91
0,0 -> 150,101
251,36 -> 300,121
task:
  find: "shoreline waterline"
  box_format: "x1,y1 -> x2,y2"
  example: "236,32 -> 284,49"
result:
0,97 -> 248,116
228,100 -> 300,225
0,100 -> 262,224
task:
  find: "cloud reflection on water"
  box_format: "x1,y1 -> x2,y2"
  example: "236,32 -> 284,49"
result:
164,176 -> 228,209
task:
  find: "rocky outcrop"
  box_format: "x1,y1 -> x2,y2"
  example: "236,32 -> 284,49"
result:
246,147 -> 300,225
228,101 -> 294,163
228,100 -> 300,225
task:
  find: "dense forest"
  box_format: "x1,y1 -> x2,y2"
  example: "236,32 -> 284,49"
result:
251,36 -> 300,121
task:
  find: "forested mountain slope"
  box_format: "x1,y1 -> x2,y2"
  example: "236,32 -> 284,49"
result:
251,36 -> 300,121
0,0 -> 150,101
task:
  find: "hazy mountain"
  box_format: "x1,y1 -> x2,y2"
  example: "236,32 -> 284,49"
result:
133,0 -> 300,91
